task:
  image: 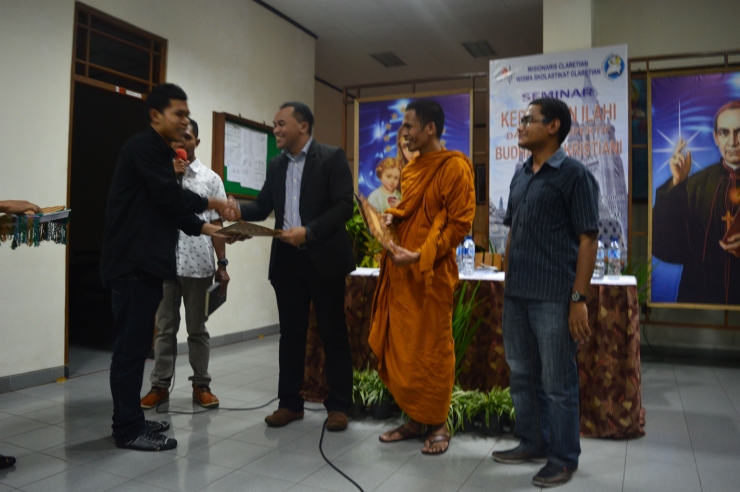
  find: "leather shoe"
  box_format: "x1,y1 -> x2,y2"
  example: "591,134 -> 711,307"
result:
326,411 -> 348,432
532,462 -> 577,487
193,385 -> 219,408
492,444 -> 547,464
265,408 -> 304,427
140,387 -> 169,409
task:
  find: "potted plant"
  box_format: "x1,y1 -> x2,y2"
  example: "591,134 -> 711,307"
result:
350,368 -> 367,417
452,281 -> 483,380
478,387 -> 514,437
446,385 -> 485,435
356,369 -> 394,420
346,201 -> 382,267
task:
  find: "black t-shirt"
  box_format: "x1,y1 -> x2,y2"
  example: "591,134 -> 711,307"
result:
100,126 -> 208,285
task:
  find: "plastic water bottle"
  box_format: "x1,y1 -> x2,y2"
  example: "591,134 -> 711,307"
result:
607,236 -> 621,278
593,238 -> 605,279
462,236 -> 475,276
456,244 -> 463,274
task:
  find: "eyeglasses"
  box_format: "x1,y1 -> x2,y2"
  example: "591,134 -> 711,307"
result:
518,115 -> 552,127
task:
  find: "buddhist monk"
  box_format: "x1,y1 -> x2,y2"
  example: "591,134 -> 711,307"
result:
368,99 -> 476,455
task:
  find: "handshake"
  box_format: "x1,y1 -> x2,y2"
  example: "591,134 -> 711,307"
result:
199,196 -> 248,242
202,196 -> 308,247
209,196 -> 242,222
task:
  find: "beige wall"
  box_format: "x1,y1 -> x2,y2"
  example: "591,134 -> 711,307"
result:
543,0 -> 594,53
0,0 -> 315,378
593,0 -> 740,57
313,81 -> 344,148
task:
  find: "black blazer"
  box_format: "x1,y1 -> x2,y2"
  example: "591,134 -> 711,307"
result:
239,140 -> 356,280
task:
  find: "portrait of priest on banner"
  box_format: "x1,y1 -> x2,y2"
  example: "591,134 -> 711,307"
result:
651,72 -> 740,307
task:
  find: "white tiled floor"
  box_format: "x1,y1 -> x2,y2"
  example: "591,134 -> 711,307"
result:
1,336 -> 740,491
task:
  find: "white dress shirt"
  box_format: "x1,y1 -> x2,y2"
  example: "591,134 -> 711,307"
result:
283,138 -> 313,230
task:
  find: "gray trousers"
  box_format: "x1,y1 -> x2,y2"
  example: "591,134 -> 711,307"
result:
150,275 -> 213,388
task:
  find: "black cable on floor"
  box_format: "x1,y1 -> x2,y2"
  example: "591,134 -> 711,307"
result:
153,366 -> 281,414
318,418 -> 365,492
153,355 -> 364,491
154,397 -> 280,414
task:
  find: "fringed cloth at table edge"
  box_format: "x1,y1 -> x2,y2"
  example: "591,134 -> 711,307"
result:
0,210 -> 70,249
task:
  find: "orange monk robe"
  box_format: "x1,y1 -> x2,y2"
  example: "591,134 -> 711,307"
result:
368,150 -> 476,425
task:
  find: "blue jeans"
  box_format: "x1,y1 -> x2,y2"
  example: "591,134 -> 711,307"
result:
502,296 -> 580,468
109,270 -> 163,444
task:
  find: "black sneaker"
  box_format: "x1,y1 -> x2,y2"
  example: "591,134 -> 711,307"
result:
116,430 -> 177,451
145,420 -> 171,433
533,462 -> 577,487
492,444 -> 547,464
112,420 -> 171,439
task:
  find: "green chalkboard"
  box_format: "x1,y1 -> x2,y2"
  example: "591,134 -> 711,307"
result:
212,112 -> 280,200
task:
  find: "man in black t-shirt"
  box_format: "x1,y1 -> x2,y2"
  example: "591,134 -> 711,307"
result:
101,83 -> 228,451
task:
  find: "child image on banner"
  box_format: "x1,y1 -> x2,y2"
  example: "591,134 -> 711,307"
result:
396,126 -> 418,169
367,157 -> 402,213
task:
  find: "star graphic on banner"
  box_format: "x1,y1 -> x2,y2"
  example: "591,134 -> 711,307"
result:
654,99 -> 715,173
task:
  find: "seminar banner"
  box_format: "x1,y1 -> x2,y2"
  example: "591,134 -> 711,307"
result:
354,90 -> 472,213
649,71 -> 740,309
489,45 -> 629,255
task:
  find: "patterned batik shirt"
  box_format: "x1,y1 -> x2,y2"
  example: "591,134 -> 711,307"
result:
176,158 -> 227,278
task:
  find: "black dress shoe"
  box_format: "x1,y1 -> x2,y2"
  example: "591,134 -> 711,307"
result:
0,454 -> 16,469
533,462 -> 578,487
145,420 -> 171,433
116,431 -> 177,451
492,444 -> 547,464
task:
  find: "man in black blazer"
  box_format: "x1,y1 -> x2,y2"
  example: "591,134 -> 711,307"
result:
222,102 -> 355,431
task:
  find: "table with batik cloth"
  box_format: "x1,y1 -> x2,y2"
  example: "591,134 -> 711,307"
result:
300,268 -> 645,439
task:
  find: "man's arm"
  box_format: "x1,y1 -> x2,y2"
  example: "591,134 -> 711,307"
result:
177,215 -> 206,236
569,232 -> 598,344
0,200 -> 41,214
388,158 -> 475,266
568,169 -> 600,344
421,158 -> 476,262
131,143 -> 209,216
211,218 -> 230,296
503,233 -> 511,274
210,177 -> 230,296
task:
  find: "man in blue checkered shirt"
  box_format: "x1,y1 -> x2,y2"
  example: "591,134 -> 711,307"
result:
493,98 -> 600,488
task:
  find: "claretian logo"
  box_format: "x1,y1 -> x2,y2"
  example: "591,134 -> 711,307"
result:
495,65 -> 514,84
603,54 -> 625,80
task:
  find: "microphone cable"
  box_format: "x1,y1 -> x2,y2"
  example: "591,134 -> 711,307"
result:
154,371 -> 364,491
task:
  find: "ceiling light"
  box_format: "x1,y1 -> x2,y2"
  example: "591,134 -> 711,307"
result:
370,52 -> 406,68
462,40 -> 496,58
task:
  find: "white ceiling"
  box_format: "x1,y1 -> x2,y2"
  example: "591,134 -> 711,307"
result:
260,0 -> 543,88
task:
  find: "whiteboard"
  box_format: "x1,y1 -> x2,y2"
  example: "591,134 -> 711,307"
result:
224,121 -> 268,191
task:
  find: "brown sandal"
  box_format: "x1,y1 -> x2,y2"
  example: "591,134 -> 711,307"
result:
379,422 -> 424,443
422,432 -> 451,455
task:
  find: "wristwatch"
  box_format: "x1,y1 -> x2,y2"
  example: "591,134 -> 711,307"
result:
571,291 -> 586,303
305,226 -> 316,243
217,259 -> 229,267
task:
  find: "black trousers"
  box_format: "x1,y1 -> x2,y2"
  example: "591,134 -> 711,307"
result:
108,270 -> 163,443
270,242 -> 352,413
